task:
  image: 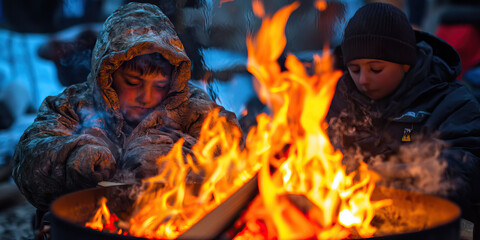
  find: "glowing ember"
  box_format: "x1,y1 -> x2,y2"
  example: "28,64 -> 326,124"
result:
85,1 -> 391,239
315,0 -> 328,11
85,197 -> 125,235
252,0 -> 265,18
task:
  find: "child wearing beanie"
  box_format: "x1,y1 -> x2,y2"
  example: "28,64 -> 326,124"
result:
327,2 -> 480,224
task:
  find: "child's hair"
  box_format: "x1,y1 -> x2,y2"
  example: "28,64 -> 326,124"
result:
120,52 -> 172,76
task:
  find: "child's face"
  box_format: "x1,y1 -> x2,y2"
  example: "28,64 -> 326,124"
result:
112,66 -> 171,125
346,59 -> 410,100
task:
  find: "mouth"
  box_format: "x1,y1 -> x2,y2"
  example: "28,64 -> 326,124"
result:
362,88 -> 378,96
130,106 -> 152,114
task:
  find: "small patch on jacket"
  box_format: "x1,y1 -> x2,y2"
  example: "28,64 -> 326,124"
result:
393,111 -> 431,123
402,128 -> 412,142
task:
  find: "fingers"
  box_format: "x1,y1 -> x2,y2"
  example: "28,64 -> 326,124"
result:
66,145 -> 116,190
81,127 -> 120,159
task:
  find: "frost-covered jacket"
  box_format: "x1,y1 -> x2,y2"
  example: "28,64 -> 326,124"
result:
327,31 -> 480,217
12,3 -> 241,211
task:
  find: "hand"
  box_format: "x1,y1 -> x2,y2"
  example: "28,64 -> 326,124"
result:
121,143 -> 173,179
120,129 -> 197,180
81,127 -> 120,159
66,144 -> 116,190
157,127 -> 197,149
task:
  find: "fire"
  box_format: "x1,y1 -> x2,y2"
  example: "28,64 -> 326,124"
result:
252,0 -> 265,18
233,2 -> 391,239
315,0 -> 328,11
85,1 -> 391,239
85,197 -> 124,234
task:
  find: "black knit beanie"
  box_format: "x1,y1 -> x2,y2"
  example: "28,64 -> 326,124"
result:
341,3 -> 416,66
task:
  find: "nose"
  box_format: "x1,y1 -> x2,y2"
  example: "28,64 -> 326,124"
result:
137,85 -> 153,105
358,70 -> 369,85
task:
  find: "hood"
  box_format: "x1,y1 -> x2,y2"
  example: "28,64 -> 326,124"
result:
88,2 -> 191,118
413,30 -> 461,79
377,30 -> 462,114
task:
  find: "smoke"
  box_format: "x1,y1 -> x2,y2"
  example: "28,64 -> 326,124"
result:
328,113 -> 454,198
368,138 -> 453,197
78,107 -> 111,129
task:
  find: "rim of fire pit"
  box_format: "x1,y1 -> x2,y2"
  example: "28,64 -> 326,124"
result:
50,184 -> 461,240
50,185 -> 147,240
359,186 -> 461,240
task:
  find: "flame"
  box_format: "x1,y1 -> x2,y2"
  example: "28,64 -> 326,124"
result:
235,1 -> 391,239
252,0 -> 265,18
125,108 -> 260,239
219,0 -> 234,7
85,197 -> 123,234
315,0 -> 327,11
85,108 -> 260,239
241,108 -> 249,116
85,1 -> 391,239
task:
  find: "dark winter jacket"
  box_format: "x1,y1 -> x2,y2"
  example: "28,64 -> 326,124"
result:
327,31 -> 480,218
12,3 -> 241,211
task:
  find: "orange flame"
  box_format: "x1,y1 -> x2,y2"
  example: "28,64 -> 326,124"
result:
252,0 -> 265,18
85,1 -> 391,239
236,1 -> 391,239
124,109 -> 259,239
315,0 -> 327,11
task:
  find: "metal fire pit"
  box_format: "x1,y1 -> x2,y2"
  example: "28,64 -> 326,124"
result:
50,184 -> 143,240
50,177 -> 259,240
50,184 -> 460,240
363,186 -> 461,240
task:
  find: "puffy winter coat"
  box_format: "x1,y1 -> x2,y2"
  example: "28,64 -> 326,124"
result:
12,3 -> 241,211
327,31 -> 480,219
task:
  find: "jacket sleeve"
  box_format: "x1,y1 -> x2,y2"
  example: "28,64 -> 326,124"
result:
118,126 -> 199,180
12,87 -> 117,211
432,87 -> 480,217
183,83 -> 243,141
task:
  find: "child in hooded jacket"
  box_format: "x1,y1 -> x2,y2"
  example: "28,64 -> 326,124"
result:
12,2 -> 241,217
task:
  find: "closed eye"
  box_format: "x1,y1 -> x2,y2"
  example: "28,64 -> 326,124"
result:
347,66 -> 360,74
125,78 -> 141,86
155,85 -> 168,90
154,81 -> 169,89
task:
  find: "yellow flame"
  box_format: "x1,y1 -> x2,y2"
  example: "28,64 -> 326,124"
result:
235,1 -> 390,239
85,197 -> 111,231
